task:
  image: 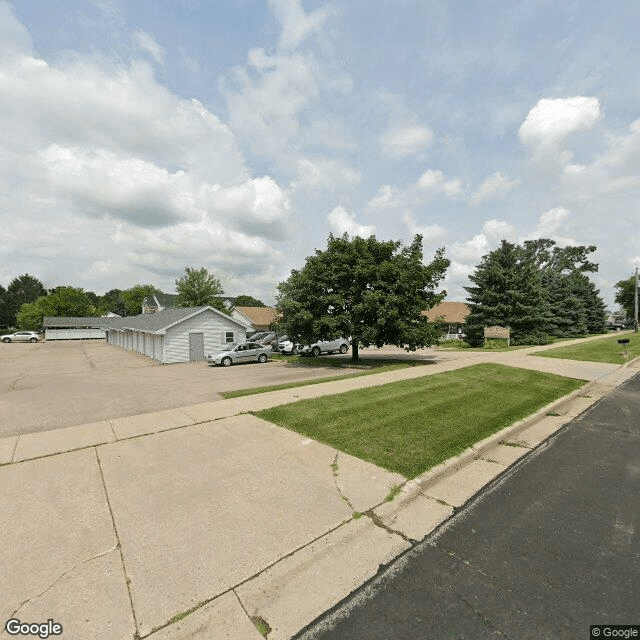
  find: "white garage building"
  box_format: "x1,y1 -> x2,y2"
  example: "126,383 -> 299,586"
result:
43,316 -> 122,340
106,306 -> 249,364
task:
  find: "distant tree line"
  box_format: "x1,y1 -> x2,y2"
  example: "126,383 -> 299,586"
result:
464,239 -> 608,346
0,269 -> 266,331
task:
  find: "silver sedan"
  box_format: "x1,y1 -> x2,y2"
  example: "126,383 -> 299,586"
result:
1,331 -> 40,343
206,342 -> 272,367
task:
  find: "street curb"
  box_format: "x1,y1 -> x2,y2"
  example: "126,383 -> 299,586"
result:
413,382 -> 595,492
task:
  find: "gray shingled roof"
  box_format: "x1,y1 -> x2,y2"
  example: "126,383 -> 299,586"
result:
108,306 -> 246,333
42,316 -> 123,328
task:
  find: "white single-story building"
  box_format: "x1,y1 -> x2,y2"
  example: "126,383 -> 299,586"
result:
42,316 -> 122,341
106,306 -> 250,364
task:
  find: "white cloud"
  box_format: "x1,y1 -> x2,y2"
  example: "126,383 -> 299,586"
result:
327,206 -> 375,237
0,50 -> 246,184
519,96 -> 602,153
290,157 -> 361,193
268,0 -> 330,52
381,122 -> 434,158
536,207 -> 570,235
403,214 -> 446,242
416,170 -> 462,198
133,30 -> 165,65
560,117 -> 640,198
449,233 -> 491,264
469,171 -> 520,206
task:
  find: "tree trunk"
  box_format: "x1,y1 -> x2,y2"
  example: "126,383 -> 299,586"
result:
351,341 -> 359,361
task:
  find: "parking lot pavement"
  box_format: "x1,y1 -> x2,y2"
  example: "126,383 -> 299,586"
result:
0,340 -> 361,438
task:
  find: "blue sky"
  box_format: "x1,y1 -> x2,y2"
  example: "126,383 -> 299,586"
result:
1,0 -> 639,308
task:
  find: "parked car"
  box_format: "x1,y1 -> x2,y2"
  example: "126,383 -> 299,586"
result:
1,331 -> 40,343
606,322 -> 627,331
276,336 -> 302,355
299,338 -> 349,357
206,342 -> 272,367
256,332 -> 277,346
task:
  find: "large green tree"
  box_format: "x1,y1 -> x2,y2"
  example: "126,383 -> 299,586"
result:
233,295 -> 266,307
464,240 -> 550,346
100,288 -> 127,316
16,286 -> 99,330
175,267 -> 228,313
0,285 -> 12,329
276,233 -> 450,361
614,275 -> 637,320
121,284 -> 162,316
6,274 -> 46,327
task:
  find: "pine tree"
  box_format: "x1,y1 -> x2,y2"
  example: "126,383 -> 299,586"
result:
464,240 -> 549,346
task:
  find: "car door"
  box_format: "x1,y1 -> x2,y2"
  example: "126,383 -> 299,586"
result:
245,342 -> 260,361
233,344 -> 248,363
15,332 -> 29,342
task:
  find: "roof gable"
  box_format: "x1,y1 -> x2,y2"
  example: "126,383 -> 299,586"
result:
111,306 -> 247,333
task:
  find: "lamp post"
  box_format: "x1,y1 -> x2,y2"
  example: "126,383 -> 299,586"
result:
635,266 -> 639,333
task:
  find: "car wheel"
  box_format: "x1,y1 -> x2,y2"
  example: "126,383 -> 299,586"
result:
29,337 -> 37,343
221,357 -> 232,367
2,338 -> 10,343
312,346 -> 321,357
339,344 -> 348,354
258,353 -> 267,363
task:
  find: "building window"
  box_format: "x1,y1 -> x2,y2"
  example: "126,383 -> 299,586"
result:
225,332 -> 234,343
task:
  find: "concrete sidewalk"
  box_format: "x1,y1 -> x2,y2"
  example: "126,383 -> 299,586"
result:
1,335 -> 638,640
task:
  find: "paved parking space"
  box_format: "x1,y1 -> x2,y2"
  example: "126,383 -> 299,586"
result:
0,340 -> 361,438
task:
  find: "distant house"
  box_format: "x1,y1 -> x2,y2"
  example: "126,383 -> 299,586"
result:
42,316 -> 122,341
232,306 -> 279,333
422,302 -> 470,339
105,306 -> 247,364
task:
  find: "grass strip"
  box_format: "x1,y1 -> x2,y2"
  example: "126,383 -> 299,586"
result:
255,363 -> 584,479
533,333 -> 639,364
222,361 -> 428,399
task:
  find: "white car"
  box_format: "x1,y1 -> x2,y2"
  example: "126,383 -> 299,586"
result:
277,338 -> 302,355
299,338 -> 349,357
1,331 -> 40,343
206,342 -> 272,367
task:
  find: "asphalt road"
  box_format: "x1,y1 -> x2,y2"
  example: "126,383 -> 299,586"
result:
297,372 -> 640,640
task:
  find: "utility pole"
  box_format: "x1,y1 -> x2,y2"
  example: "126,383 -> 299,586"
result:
635,266 -> 639,333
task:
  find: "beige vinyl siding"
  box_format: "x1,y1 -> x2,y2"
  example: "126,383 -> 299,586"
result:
164,309 -> 246,364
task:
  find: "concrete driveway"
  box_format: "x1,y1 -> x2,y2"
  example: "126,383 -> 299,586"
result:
0,340 -> 361,438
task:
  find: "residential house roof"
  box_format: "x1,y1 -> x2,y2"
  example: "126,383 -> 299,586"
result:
109,306 -> 246,334
422,301 -> 470,323
234,306 -> 279,327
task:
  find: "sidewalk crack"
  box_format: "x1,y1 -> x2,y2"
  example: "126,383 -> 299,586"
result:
331,453 -> 355,513
364,509 -> 414,544
9,544 -> 118,619
95,448 -> 141,638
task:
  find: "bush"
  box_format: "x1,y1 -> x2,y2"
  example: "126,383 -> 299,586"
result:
511,331 -> 555,346
482,338 -> 509,350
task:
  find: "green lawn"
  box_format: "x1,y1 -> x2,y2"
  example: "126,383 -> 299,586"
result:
222,359 -> 429,399
533,332 -> 640,364
255,363 -> 585,479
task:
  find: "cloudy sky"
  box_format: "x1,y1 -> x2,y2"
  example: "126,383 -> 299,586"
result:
1,0 -> 638,307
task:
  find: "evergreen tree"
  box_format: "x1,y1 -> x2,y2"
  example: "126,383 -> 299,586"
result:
464,240 -> 550,346
6,274 -> 46,327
